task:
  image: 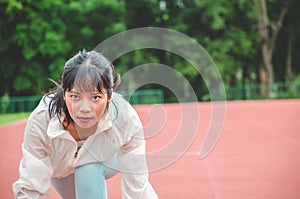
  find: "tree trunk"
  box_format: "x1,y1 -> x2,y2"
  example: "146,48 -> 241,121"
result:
256,0 -> 292,97
286,25 -> 293,82
259,63 -> 268,96
257,0 -> 272,97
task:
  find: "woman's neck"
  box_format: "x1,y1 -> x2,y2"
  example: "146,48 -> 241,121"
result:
64,121 -> 98,141
74,123 -> 98,140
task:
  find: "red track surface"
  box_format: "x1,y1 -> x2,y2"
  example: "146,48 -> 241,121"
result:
1,100 -> 300,199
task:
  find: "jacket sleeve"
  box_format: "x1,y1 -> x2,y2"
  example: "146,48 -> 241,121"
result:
113,95 -> 158,199
12,98 -> 53,198
118,138 -> 158,199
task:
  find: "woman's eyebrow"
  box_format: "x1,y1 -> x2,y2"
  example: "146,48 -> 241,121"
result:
68,90 -> 80,94
90,91 -> 104,95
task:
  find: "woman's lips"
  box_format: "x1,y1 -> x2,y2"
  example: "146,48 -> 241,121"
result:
78,117 -> 92,123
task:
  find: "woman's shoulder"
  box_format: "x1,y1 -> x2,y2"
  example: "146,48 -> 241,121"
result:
110,92 -> 131,110
22,95 -> 52,145
27,94 -> 53,123
109,92 -> 141,124
107,93 -> 143,140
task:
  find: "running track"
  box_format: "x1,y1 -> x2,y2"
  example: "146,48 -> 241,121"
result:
1,100 -> 300,199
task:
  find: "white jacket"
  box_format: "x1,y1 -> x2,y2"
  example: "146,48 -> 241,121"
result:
12,93 -> 158,199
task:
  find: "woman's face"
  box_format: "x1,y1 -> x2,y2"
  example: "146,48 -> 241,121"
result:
64,87 -> 111,129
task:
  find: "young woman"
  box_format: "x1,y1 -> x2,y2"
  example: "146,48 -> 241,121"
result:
13,50 -> 158,199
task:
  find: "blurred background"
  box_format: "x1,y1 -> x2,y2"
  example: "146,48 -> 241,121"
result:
1,0 -> 300,115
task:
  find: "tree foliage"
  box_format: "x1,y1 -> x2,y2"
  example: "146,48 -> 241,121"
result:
0,0 -> 299,101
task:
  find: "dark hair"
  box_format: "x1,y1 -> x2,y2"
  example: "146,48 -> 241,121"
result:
47,50 -> 120,127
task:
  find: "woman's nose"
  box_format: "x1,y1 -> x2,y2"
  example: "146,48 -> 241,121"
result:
79,98 -> 92,112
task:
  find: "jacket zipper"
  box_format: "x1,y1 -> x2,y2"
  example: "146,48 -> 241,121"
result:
73,146 -> 81,159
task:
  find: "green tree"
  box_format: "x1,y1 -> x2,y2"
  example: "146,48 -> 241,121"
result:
155,0 -> 259,98
1,0 -> 299,101
1,0 -> 72,96
0,0 -> 125,96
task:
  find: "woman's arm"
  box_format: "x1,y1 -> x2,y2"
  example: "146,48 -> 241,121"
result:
12,98 -> 53,198
118,137 -> 158,199
109,93 -> 158,198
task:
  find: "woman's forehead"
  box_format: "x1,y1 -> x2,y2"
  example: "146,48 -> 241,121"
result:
70,84 -> 105,93
69,87 -> 99,92
73,75 -> 100,89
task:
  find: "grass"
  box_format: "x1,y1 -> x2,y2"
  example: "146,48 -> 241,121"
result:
0,112 -> 30,125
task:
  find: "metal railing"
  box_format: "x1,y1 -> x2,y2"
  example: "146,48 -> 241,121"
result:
0,89 -> 164,114
0,95 -> 42,114
226,82 -> 299,100
117,89 -> 164,105
1,83 -> 299,114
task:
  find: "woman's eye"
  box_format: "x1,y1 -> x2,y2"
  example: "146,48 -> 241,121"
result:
92,95 -> 101,100
71,95 -> 80,100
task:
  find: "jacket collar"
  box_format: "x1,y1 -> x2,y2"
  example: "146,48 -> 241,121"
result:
47,113 -> 112,139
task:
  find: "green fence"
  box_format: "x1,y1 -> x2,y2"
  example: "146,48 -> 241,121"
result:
117,89 -> 164,105
1,83 -> 298,114
0,89 -> 164,114
0,95 -> 42,114
226,82 -> 299,100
